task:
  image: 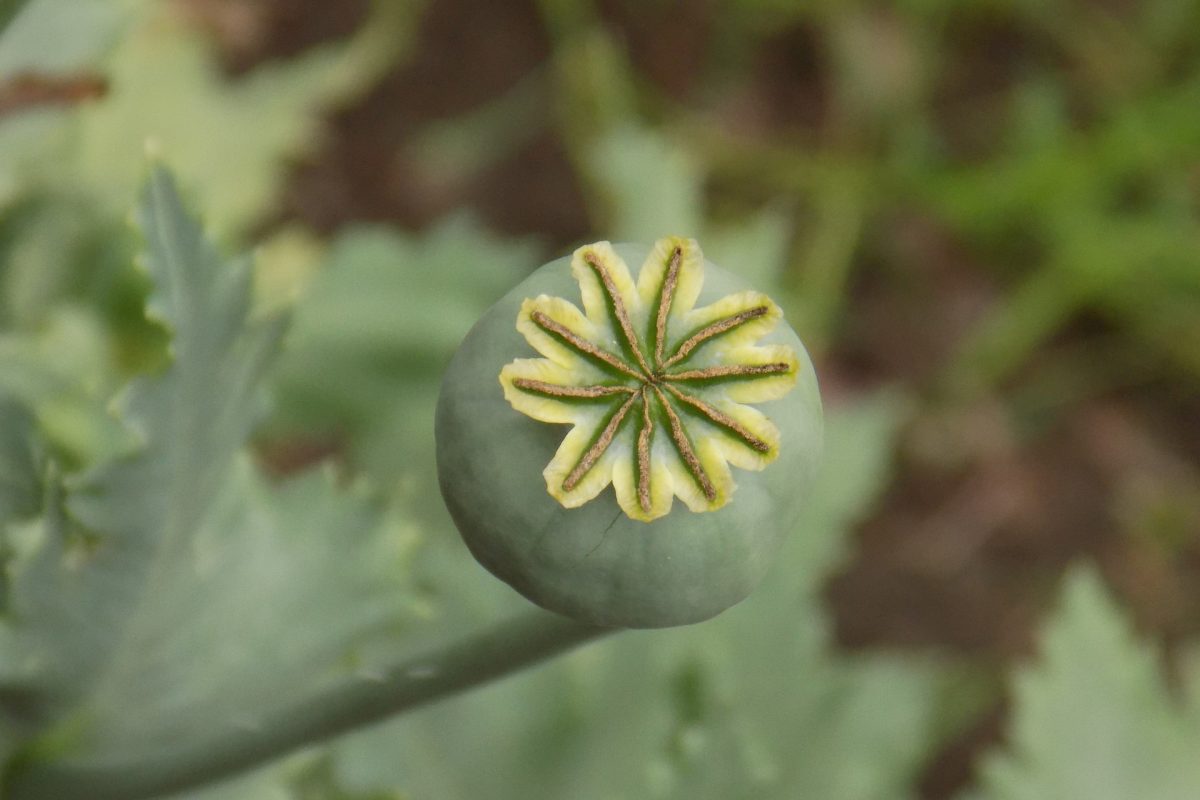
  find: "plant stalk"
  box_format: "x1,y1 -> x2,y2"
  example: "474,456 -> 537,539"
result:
6,609 -> 614,800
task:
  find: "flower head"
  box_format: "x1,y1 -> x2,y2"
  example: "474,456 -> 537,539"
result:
499,237 -> 798,522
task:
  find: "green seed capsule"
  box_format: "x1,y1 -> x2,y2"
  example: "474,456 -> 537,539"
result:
436,238 -> 823,628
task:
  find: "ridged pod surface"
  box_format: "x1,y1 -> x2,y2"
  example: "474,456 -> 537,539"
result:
436,239 -> 823,628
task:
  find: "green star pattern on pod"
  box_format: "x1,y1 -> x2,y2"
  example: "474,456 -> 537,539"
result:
499,237 -> 798,521
437,237 -> 823,628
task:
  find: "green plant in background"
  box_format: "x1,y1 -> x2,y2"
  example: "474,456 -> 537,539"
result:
2,0 -> 1200,798
0,163 -> 941,799
969,569 -> 1200,800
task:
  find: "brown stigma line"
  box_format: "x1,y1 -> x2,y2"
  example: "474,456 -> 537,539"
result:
663,363 -> 791,382
653,246 -> 683,368
662,383 -> 770,454
512,378 -> 635,399
661,306 -> 770,369
653,386 -> 717,501
636,387 -> 653,512
583,251 -> 654,377
530,310 -> 643,380
562,391 -> 640,492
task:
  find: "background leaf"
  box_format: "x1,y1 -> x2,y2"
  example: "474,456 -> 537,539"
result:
0,0 -> 130,78
73,6 -> 360,239
1,169 -> 419,777
0,398 -> 40,526
268,217 -> 542,487
968,567 -> 1200,800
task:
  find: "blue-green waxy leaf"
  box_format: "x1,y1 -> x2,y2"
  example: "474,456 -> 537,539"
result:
966,567 -> 1200,800
0,168 -> 419,777
4,167 -> 284,719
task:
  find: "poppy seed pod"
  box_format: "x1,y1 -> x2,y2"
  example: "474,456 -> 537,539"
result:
436,238 -> 823,628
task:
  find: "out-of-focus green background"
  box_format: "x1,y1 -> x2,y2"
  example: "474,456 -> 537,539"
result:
1,0 -> 1199,798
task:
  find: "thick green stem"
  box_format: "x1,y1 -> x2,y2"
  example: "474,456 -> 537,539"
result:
6,609 -> 613,800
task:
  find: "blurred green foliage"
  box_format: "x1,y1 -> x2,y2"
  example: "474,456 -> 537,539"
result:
969,569 -> 1200,800
269,218 -> 540,489
1,0 -> 1198,798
